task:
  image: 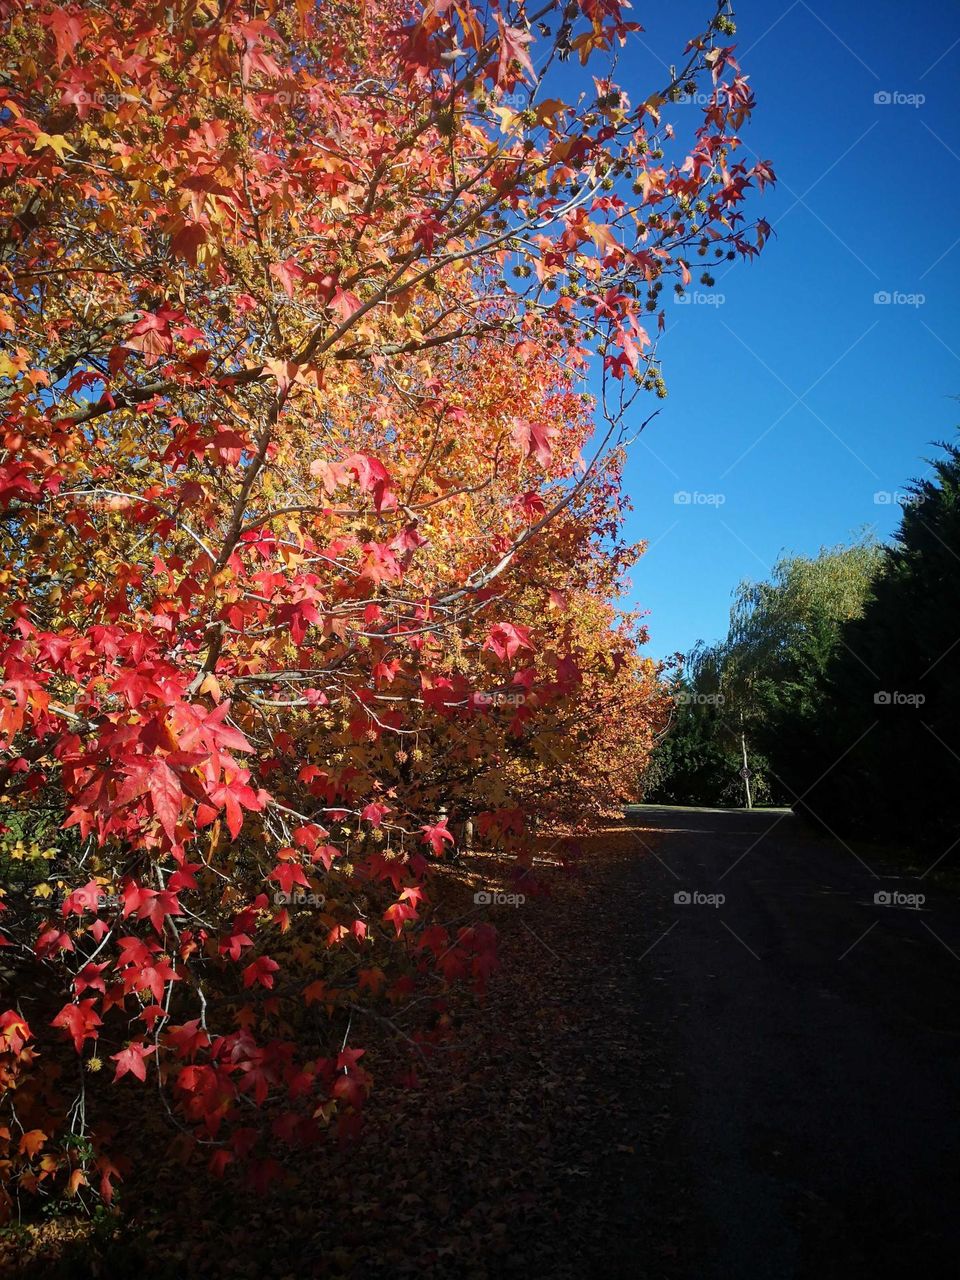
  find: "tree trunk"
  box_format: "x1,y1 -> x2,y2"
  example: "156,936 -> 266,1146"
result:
740,728 -> 753,810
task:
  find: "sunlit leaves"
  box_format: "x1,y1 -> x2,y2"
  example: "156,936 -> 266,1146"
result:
0,0 -> 771,1208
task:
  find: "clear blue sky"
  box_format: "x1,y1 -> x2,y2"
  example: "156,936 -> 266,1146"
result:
578,0 -> 960,660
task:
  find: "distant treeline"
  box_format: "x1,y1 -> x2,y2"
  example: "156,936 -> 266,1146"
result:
644,435 -> 960,855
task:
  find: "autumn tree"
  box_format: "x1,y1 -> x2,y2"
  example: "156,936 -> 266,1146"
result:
0,0 -> 773,1207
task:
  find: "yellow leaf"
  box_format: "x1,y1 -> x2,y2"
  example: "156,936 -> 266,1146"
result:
492,106 -> 521,133
199,673 -> 222,702
643,94 -> 664,124
32,133 -> 75,159
535,99 -> 567,125
586,221 -> 620,253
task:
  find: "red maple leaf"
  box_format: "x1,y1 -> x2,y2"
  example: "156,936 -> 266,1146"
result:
74,962 -> 109,996
496,17 -> 535,83
511,417 -> 558,468
47,8 -> 84,66
483,621 -> 535,661
269,259 -> 304,297
331,288 -> 362,321
0,1011 -> 32,1055
344,454 -> 398,514
123,307 -> 184,363
166,1019 -> 210,1060
421,817 -> 454,856
52,999 -> 102,1053
111,1041 -> 156,1082
268,862 -> 311,895
243,955 -> 280,989
360,801 -> 391,825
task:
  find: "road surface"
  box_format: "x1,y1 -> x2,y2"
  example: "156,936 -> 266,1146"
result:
598,805 -> 960,1278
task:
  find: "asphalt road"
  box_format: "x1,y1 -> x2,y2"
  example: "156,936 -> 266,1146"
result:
609,805 -> 960,1279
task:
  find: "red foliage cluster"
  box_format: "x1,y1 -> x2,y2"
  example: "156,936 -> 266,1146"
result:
0,0 -> 772,1207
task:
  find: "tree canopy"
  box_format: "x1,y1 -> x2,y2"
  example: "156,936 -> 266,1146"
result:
0,0 -> 773,1208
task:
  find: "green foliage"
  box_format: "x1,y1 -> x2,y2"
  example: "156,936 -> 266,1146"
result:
730,536 -> 883,801
644,536 -> 882,808
798,438 -> 960,850
646,433 -> 960,855
643,687 -> 781,806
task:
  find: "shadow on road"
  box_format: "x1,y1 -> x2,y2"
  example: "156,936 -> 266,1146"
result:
608,803 -> 960,1280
